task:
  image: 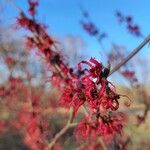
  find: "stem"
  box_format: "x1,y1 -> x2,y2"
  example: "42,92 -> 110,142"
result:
98,137 -> 107,150
109,36 -> 150,75
48,108 -> 75,149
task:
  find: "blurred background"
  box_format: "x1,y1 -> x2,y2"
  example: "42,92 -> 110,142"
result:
0,0 -> 150,150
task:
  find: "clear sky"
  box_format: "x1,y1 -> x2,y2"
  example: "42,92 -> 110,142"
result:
1,0 -> 150,73
2,0 -> 150,51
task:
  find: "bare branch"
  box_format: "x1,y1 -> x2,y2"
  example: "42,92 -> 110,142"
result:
109,36 -> 150,75
48,108 -> 75,149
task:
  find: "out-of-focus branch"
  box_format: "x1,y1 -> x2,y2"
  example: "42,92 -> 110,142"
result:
47,108 -> 75,149
98,137 -> 107,150
109,36 -> 150,75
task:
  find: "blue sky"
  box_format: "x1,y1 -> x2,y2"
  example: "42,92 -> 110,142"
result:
2,1 -> 150,42
1,0 -> 150,65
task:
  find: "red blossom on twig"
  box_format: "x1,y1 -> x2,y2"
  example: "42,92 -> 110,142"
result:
116,11 -> 142,37
6,1 -> 150,149
28,0 -> 39,16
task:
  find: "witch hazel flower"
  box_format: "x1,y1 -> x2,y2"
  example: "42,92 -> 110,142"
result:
14,2 -> 133,146
60,57 -> 125,120
75,112 -> 127,143
116,11 -> 142,37
17,11 -> 73,83
80,9 -> 107,42
78,58 -> 103,83
121,70 -> 138,85
78,58 -> 120,111
28,0 -> 39,16
58,57 -> 129,142
17,9 -> 128,142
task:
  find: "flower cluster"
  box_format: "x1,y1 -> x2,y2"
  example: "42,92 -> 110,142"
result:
116,11 -> 142,37
80,10 -> 107,42
75,112 -> 127,142
17,12 -> 72,87
0,74 -> 55,150
28,0 -> 39,16
15,1 -> 128,147
121,70 -> 137,85
14,101 -> 49,150
60,57 -> 120,115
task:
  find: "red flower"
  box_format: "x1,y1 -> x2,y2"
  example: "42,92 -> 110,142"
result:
127,25 -> 141,37
75,121 -> 94,139
101,99 -> 119,111
122,70 -> 135,79
60,86 -> 75,107
0,120 -> 6,134
116,11 -> 142,37
28,0 -> 39,16
121,70 -> 138,85
17,15 -> 30,28
79,57 -> 103,83
5,56 -> 15,66
26,37 -> 35,48
81,22 -> 99,36
75,113 -> 127,143
60,83 -> 86,116
0,86 -> 5,97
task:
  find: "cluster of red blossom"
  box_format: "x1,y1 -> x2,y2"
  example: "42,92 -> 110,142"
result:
28,0 -> 39,16
116,11 -> 142,37
75,112 -> 127,142
14,94 -> 49,150
80,10 -> 107,42
0,1 -> 130,149
5,56 -> 15,67
78,7 -> 148,148
15,0 -> 128,145
0,76 -> 52,150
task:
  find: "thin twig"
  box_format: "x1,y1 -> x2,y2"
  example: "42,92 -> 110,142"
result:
82,106 -> 89,116
48,108 -> 75,149
98,137 -> 107,150
109,36 -> 150,75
